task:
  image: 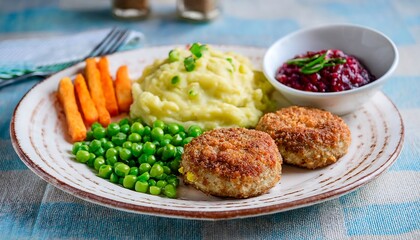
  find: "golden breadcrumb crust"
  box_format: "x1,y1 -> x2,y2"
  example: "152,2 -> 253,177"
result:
181,128 -> 282,198
256,106 -> 351,169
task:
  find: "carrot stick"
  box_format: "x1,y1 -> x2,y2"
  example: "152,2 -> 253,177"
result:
115,65 -> 133,113
74,73 -> 98,126
97,57 -> 119,116
85,58 -> 111,126
57,77 -> 87,142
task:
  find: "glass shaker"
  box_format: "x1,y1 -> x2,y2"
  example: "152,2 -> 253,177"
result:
112,0 -> 150,20
177,0 -> 220,21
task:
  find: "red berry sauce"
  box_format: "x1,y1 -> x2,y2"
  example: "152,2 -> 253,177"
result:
275,49 -> 376,92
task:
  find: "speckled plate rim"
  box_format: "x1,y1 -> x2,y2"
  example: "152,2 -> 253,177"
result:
10,45 -> 405,220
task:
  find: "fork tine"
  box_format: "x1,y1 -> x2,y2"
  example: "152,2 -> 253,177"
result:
85,27 -> 120,59
96,28 -> 129,57
103,29 -> 130,55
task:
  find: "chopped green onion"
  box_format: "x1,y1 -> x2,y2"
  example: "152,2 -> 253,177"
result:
188,89 -> 198,97
189,43 -> 207,58
286,51 -> 347,75
226,57 -> 235,70
184,56 -> 196,72
168,50 -> 180,62
171,76 -> 180,85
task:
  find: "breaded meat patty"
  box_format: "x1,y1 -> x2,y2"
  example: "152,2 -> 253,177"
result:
256,106 -> 351,169
181,128 -> 282,199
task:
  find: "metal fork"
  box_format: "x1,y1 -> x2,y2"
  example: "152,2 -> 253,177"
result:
0,27 -> 130,89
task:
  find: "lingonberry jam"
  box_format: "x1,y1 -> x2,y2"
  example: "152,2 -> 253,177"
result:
275,49 -> 376,92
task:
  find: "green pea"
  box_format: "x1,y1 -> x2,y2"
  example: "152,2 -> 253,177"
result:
155,173 -> 167,180
151,127 -> 164,142
163,166 -> 171,175
187,125 -> 203,137
94,156 -> 106,171
160,138 -> 171,147
105,148 -> 118,159
152,140 -> 160,148
79,144 -> 89,152
156,147 -> 164,157
99,137 -> 107,146
175,146 -> 184,158
118,176 -> 124,185
122,141 -> 132,149
128,133 -> 141,143
135,181 -> 149,193
163,184 -> 177,198
114,163 -> 130,177
142,135 -> 151,143
120,124 -> 130,134
86,130 -> 94,141
76,150 -> 90,163
162,144 -> 176,160
163,133 -> 173,140
167,123 -> 180,135
98,165 -> 113,178
178,131 -> 187,139
129,167 -> 139,176
169,159 -> 180,172
107,123 -> 120,137
139,163 -> 151,174
111,132 -> 126,146
119,148 -> 132,161
114,146 -> 122,154
119,118 -> 130,126
88,139 -> 101,152
156,180 -> 167,188
138,154 -> 148,164
150,163 -> 164,177
102,141 -> 114,151
149,186 -> 161,195
72,142 -> 83,155
131,143 -> 143,157
106,156 -> 118,166
123,175 -> 137,189
183,137 -> 194,145
167,176 -> 179,187
93,126 -> 107,139
91,122 -> 102,130
148,179 -> 157,186
143,142 -> 156,155
146,155 -> 156,165
93,147 -> 105,157
113,162 -> 122,169
153,120 -> 166,130
171,134 -> 183,146
137,171 -> 150,182
130,122 -> 145,135
143,126 -> 151,136
109,173 -> 119,183
87,153 -> 96,168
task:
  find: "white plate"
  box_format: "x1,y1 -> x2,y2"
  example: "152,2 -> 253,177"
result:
10,45 -> 404,220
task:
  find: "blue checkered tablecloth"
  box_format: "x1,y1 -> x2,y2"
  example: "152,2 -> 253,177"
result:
0,0 -> 419,239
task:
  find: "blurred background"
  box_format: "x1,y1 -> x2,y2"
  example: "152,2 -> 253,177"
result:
1,0 -> 418,75
0,0 -> 415,46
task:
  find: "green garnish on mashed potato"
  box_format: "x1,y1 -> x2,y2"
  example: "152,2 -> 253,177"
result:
130,44 -> 275,130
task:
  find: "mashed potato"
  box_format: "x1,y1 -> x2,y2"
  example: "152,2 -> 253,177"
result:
130,44 -> 275,130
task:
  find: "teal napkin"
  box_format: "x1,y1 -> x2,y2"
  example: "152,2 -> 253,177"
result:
0,28 -> 144,79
